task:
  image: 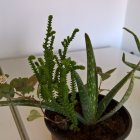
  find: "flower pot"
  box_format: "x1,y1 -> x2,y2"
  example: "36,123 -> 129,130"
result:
44,95 -> 132,140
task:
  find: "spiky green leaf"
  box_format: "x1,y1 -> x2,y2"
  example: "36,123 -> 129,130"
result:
97,62 -> 140,119
98,75 -> 134,122
101,68 -> 116,81
85,33 -> 98,122
122,53 -> 140,71
74,71 -> 91,124
123,27 -> 140,52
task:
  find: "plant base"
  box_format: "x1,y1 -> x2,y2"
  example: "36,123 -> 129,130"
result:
45,96 -> 132,140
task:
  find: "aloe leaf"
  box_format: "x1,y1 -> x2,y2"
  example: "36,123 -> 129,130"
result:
85,33 -> 98,122
97,62 -> 140,119
103,68 -> 116,76
74,71 -> 91,124
122,53 -> 140,71
98,75 -> 134,122
97,67 -> 116,81
101,68 -> 116,81
123,27 -> 140,52
27,109 -> 42,121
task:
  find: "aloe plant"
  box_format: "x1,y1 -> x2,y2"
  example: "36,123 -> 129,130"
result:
75,33 -> 139,126
122,28 -> 140,71
0,16 -> 139,131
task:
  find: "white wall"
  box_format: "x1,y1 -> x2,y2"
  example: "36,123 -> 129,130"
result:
0,0 -> 128,59
122,0 -> 140,56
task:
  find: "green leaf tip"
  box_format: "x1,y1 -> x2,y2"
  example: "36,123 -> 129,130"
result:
28,55 -> 36,60
85,33 -> 88,36
74,28 -> 79,33
98,75 -> 135,123
48,15 -> 53,20
122,53 -> 140,71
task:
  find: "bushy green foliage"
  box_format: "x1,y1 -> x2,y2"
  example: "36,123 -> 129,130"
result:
0,16 -> 139,131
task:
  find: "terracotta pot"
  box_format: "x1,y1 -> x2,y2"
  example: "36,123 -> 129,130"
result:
44,95 -> 132,140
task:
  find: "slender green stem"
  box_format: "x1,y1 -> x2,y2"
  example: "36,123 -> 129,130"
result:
0,98 -> 53,110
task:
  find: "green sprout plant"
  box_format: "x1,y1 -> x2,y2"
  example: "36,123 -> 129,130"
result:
0,16 -> 139,131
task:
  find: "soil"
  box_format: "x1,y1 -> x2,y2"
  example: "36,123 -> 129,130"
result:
44,96 -> 132,140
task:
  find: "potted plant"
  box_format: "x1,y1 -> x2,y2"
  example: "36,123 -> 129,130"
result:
0,15 -> 139,140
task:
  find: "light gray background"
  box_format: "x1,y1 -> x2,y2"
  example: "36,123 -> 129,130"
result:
0,0 -> 139,59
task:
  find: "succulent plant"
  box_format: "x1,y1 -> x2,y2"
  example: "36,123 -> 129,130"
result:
0,15 -> 84,130
0,16 -> 139,131
122,28 -> 140,68
28,15 -> 84,130
74,33 -> 139,127
122,27 -> 140,79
